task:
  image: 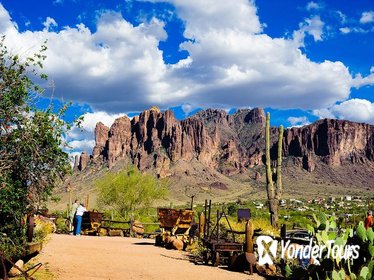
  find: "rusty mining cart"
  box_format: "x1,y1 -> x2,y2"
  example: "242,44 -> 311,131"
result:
155,208 -> 195,249
200,200 -> 245,267
81,211 -> 103,235
80,211 -> 144,237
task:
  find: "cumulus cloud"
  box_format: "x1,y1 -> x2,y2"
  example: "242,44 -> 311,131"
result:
0,1 -> 371,115
66,111 -> 126,155
306,2 -> 321,11
43,17 -> 57,31
351,68 -> 374,88
287,116 -> 311,127
360,11 -> 374,24
293,15 -> 324,45
313,99 -> 374,124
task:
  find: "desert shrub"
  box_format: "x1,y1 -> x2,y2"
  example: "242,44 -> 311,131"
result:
96,165 -> 168,219
54,217 -> 69,234
33,218 -> 55,243
253,217 -> 277,236
0,234 -> 24,259
227,202 -> 239,216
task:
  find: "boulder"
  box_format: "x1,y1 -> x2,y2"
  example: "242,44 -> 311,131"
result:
131,220 -> 144,235
8,259 -> 24,277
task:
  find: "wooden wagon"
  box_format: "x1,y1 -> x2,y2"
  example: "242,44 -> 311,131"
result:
155,208 -> 195,247
81,211 -> 103,235
201,200 -> 245,267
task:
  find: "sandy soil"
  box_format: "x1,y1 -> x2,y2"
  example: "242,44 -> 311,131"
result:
37,234 -> 264,280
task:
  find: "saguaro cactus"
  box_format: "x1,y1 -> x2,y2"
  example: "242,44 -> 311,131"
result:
265,112 -> 284,228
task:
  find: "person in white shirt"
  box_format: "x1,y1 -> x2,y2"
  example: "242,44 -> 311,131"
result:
74,204 -> 87,236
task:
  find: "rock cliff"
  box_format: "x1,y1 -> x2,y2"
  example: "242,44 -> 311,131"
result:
74,107 -> 374,179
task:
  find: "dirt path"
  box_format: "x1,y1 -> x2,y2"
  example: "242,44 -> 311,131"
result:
36,234 -> 264,280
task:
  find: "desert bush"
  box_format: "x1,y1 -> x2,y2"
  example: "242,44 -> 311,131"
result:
96,165 -> 168,219
253,217 -> 277,236
33,217 -> 55,243
54,217 -> 69,234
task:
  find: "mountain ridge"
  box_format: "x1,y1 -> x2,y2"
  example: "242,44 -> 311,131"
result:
61,107 -> 373,207
74,107 -> 374,176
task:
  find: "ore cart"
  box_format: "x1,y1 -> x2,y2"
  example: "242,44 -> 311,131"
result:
155,208 -> 194,247
201,200 -> 244,267
81,211 -> 103,235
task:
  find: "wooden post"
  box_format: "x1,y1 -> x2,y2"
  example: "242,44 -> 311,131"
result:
281,224 -> 287,239
130,213 -> 134,237
199,212 -> 205,239
27,215 -> 34,243
245,220 -> 254,253
207,200 -> 212,239
204,200 -> 207,239
216,210 -> 220,242
86,194 -> 90,210
69,189 -> 72,211
245,220 -> 256,275
190,195 -> 195,210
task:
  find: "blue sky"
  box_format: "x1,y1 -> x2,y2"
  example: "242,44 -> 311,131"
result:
0,0 -> 373,157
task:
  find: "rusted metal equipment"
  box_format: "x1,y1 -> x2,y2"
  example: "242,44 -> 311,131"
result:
0,251 -> 42,280
155,208 -> 194,249
80,211 -> 146,237
81,211 -> 103,235
201,200 -> 244,267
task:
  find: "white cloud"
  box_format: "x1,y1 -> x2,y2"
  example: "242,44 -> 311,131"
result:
287,116 -> 311,127
293,15 -> 324,45
66,111 -> 126,156
351,68 -> 374,88
306,2 -> 321,11
181,103 -> 194,115
43,17 -> 57,31
312,108 -> 335,119
339,26 -> 370,34
0,1 -> 370,116
336,11 -> 347,24
360,11 -> 374,24
314,99 -> 374,125
68,139 -> 96,152
339,27 -> 351,34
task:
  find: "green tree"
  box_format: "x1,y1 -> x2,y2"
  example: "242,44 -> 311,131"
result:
96,166 -> 169,218
0,36 -> 75,257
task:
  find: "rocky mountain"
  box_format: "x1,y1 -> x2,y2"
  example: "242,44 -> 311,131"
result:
74,106 -> 374,176
66,107 -> 373,205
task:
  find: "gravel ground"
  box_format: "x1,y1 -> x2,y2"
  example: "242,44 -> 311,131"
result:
36,234 -> 264,280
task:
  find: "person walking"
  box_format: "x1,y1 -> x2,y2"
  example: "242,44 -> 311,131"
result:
74,203 -> 87,236
364,210 -> 373,229
69,199 -> 79,234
